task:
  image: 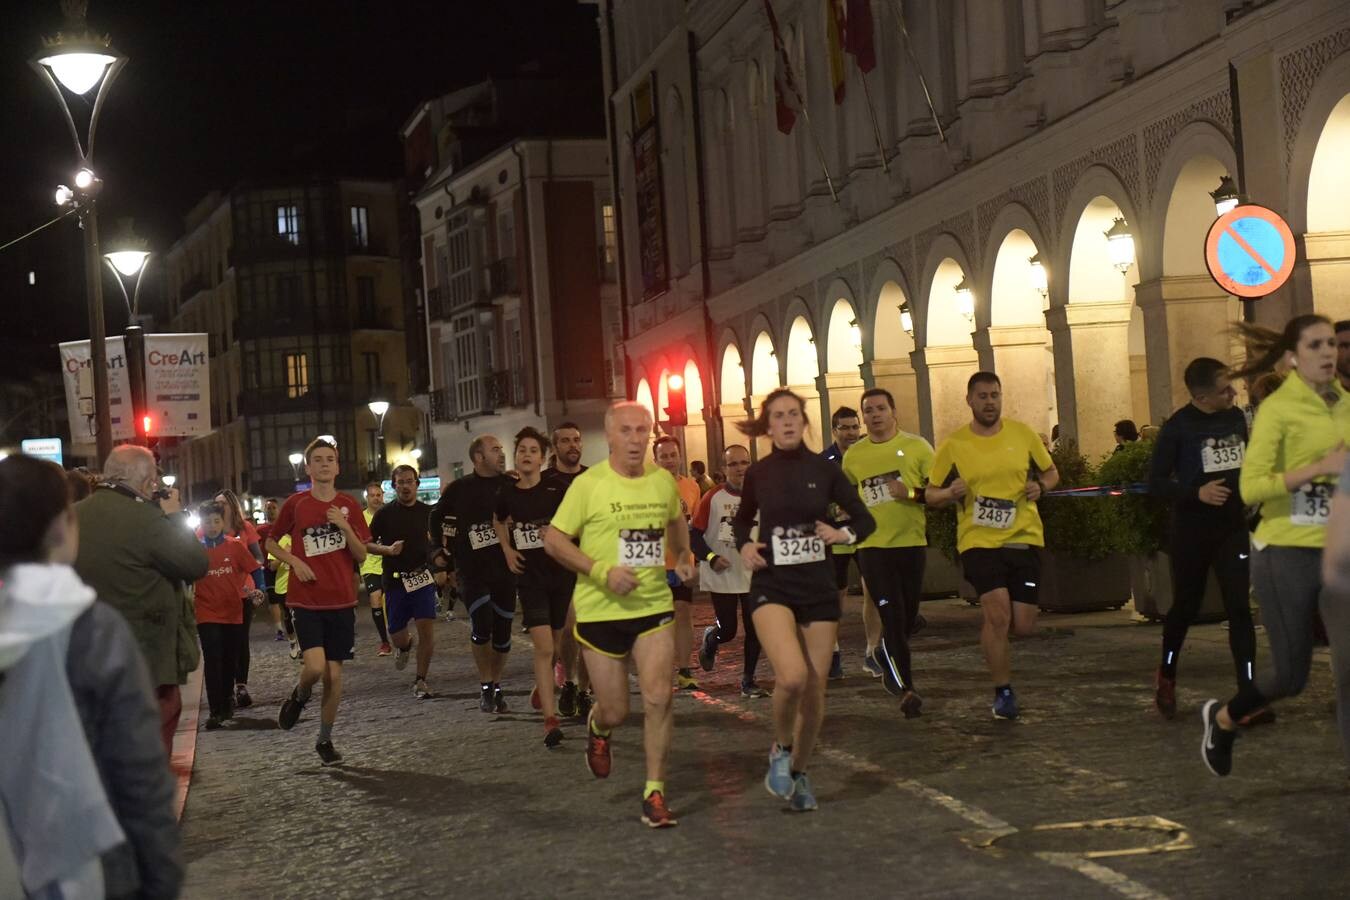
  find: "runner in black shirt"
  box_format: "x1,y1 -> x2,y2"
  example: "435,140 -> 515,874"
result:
496,427 -> 572,748
367,465 -> 438,700
1147,358 -> 1255,720
733,389 -> 875,812
547,421 -> 592,719
429,435 -> 516,713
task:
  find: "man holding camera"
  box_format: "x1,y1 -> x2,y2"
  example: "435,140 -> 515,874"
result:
76,445 -> 209,753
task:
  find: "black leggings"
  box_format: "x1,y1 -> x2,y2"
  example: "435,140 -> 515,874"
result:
1160,524 -> 1253,686
236,596 -> 254,685
199,622 -> 245,719
857,546 -> 925,691
710,592 -> 762,680
468,586 -> 516,652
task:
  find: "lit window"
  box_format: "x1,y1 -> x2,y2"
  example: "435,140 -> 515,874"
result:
276,205 -> 300,244
285,352 -> 309,398
350,206 -> 369,249
602,203 -> 617,265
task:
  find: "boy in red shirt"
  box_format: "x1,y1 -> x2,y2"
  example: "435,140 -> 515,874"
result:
267,437 -> 371,765
194,501 -> 264,729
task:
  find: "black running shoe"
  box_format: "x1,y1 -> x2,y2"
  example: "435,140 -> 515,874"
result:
204,715 -> 224,731
876,640 -> 905,697
315,740 -> 343,766
493,686 -> 509,713
1200,699 -> 1236,776
478,685 -> 494,713
576,689 -> 594,720
900,690 -> 923,719
698,626 -> 718,672
278,687 -> 306,730
558,681 -> 579,718
234,684 -> 252,709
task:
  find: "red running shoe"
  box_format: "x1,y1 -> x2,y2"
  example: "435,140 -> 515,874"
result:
640,791 -> 678,828
585,711 -> 611,778
544,716 -> 563,749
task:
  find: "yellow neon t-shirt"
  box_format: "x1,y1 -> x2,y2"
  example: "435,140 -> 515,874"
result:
551,461 -> 682,622
841,430 -> 934,549
270,534 -> 293,594
665,474 -> 702,569
360,508 -> 383,575
931,419 -> 1053,552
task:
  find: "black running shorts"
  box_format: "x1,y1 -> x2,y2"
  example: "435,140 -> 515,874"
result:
751,592 -> 841,625
519,583 -> 572,631
575,611 -> 675,658
362,573 -> 383,596
959,547 -> 1041,605
291,607 -> 356,661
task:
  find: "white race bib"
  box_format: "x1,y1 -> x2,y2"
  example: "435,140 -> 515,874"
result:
513,523 -> 545,550
716,517 -> 735,544
1290,483 -> 1333,527
1201,442 -> 1245,473
468,523 -> 499,550
861,472 -> 901,507
400,568 -> 434,593
973,496 -> 1016,530
771,526 -> 826,566
302,525 -> 346,557
619,528 -> 664,567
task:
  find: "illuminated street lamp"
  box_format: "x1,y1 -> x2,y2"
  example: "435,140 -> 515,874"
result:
1028,253 -> 1048,299
1210,176 -> 1242,217
288,450 -> 304,483
899,302 -> 914,337
954,276 -> 974,321
848,318 -> 862,349
410,448 -> 423,461
32,4 -> 128,465
1104,217 -> 1135,274
161,473 -> 176,488
368,400 -> 390,474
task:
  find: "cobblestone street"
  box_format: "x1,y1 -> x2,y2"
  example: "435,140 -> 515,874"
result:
180,594 -> 1349,899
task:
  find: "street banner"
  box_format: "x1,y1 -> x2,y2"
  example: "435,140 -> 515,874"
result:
21,437 -> 63,465
59,332 -> 210,450
60,336 -> 133,450
145,333 -> 211,437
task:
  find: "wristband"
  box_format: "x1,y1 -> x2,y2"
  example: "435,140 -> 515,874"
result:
590,560 -> 612,585
705,552 -> 717,563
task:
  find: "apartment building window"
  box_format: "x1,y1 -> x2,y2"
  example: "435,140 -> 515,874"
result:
285,352 -> 309,398
363,352 -> 381,390
350,206 -> 369,249
497,208 -> 515,260
601,202 -> 617,281
447,214 -> 474,308
276,205 -> 300,244
356,275 -> 376,322
452,315 -> 480,413
276,274 -> 301,318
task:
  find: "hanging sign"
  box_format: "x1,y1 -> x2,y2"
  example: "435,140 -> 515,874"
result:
1204,204 -> 1296,299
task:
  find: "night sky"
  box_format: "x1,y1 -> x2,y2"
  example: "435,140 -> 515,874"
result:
0,0 -> 600,370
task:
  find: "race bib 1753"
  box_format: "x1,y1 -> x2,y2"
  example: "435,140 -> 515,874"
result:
302,525 -> 346,557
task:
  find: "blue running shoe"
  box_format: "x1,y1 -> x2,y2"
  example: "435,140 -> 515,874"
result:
828,650 -> 844,680
862,651 -> 883,678
789,773 -> 818,812
764,743 -> 794,799
992,686 -> 1019,720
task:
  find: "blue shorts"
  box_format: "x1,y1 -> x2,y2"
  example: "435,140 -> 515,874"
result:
384,581 -> 439,634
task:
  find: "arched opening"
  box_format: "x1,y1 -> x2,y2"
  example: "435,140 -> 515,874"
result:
635,377 -> 655,423
718,340 -> 748,463
823,295 -> 865,429
785,314 -> 822,451
872,277 -> 920,431
680,357 -> 709,476
1149,153 -> 1246,413
1302,92 -> 1350,321
924,257 -> 978,443
1064,194 -> 1142,458
988,228 -> 1055,435
750,330 -> 778,459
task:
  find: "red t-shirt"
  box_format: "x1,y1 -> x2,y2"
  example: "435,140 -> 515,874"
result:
194,537 -> 261,625
270,490 -> 370,611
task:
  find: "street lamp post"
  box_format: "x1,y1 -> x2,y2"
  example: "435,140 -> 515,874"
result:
33,4 -> 126,465
288,451 -> 304,485
104,237 -> 151,445
368,400 -> 390,476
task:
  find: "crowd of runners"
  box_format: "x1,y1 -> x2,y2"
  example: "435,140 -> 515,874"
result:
8,314 -> 1347,836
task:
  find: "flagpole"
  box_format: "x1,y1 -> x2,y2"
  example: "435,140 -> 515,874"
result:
857,68 -> 889,173
798,103 -> 839,202
891,0 -> 946,145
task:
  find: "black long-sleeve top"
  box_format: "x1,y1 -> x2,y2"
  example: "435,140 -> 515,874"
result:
1147,403 -> 1247,527
733,444 -> 876,603
428,473 -> 512,588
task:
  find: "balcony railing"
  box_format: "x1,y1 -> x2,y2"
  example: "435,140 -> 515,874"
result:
429,387 -> 455,422
485,369 -> 527,411
485,257 -> 519,297
427,286 -> 452,321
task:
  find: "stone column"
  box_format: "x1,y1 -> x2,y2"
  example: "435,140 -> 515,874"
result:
961,0 -> 1022,97
1135,275 -> 1241,420
918,344 -> 980,445
820,370 -> 865,427
1299,231 -> 1350,323
987,325 -> 1053,435
791,380 -> 824,452
873,356 -> 921,434
1045,301 -> 1132,460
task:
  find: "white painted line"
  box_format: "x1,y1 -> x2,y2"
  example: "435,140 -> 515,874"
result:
689,690 -> 1170,900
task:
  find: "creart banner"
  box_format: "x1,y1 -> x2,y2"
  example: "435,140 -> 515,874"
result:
59,333 -> 211,450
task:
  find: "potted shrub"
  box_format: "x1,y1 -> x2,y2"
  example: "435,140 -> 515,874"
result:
1096,438 -> 1228,622
1035,441 -> 1133,612
922,503 -> 968,599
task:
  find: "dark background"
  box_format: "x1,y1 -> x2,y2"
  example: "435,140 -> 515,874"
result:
0,0 -> 600,372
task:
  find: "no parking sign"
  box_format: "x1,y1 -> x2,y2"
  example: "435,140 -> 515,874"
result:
1204,204 -> 1296,299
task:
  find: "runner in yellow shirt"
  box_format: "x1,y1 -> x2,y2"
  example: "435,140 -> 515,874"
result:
544,401 -> 694,828
653,434 -> 703,690
362,483 -> 392,656
842,387 -> 933,717
926,372 -> 1059,720
269,533 -> 299,659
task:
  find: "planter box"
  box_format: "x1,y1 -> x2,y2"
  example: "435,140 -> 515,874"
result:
921,547 -> 966,599
1128,552 -> 1228,623
1037,551 -> 1132,613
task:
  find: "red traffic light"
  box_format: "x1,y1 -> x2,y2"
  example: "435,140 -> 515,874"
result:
140,414 -> 153,436
663,371 -> 688,427
667,373 -> 684,391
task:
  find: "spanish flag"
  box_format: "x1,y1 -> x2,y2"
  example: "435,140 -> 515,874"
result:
826,0 -> 847,104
